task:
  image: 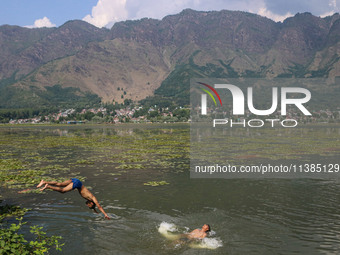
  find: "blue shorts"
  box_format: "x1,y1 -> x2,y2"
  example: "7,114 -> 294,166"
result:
71,178 -> 82,190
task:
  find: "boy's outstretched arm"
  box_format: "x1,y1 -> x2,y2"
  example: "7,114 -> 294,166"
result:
92,196 -> 110,220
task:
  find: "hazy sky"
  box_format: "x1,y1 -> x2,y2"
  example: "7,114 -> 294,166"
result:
0,0 -> 338,28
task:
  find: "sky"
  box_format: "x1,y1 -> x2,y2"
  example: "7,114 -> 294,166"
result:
0,0 -> 339,29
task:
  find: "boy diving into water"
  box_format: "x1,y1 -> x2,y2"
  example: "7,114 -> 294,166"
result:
37,178 -> 110,220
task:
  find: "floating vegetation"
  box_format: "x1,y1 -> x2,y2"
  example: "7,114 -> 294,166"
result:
108,173 -> 122,176
18,188 -> 44,194
144,181 -> 170,186
1,124 -> 338,194
0,159 -> 26,171
0,203 -> 28,221
116,163 -> 145,169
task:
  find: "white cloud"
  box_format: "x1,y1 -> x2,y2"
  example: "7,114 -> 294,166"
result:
127,0 -> 292,23
257,7 -> 293,22
320,11 -> 336,18
26,17 -> 56,28
83,0 -> 128,28
129,0 -> 196,20
329,0 -> 337,9
320,0 -> 339,18
83,0 -> 338,28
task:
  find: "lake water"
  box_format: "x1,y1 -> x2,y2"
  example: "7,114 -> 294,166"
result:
1,124 -> 340,254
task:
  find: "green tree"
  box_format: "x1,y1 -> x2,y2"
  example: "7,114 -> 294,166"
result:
173,108 -> 190,119
148,110 -> 159,118
84,111 -> 95,121
124,99 -> 132,106
91,116 -> 104,123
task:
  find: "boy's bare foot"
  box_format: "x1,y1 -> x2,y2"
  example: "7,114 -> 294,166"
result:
37,179 -> 45,188
40,183 -> 48,191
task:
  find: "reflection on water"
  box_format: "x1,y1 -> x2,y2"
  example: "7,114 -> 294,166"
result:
1,124 -> 340,254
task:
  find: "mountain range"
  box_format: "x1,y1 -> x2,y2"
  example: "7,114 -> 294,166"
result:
0,9 -> 339,109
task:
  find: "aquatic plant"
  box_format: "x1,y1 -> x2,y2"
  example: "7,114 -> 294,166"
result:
0,203 -> 64,254
144,181 -> 170,186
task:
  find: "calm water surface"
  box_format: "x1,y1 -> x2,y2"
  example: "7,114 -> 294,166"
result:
1,124 -> 340,255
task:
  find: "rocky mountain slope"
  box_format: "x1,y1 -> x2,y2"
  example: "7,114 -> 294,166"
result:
0,9 -> 339,108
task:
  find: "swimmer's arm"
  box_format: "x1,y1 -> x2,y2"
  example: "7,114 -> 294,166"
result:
92,197 -> 110,220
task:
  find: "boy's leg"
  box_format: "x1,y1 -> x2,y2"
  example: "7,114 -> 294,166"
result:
52,179 -> 73,187
41,182 -> 73,193
37,179 -> 72,188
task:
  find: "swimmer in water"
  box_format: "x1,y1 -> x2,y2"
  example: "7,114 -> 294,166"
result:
187,224 -> 210,239
37,179 -> 110,220
177,224 -> 211,243
187,224 -> 211,239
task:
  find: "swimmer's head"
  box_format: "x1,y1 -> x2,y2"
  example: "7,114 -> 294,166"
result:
202,224 -> 211,233
86,200 -> 96,210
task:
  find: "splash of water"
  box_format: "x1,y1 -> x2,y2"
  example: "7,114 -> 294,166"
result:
158,222 -> 180,240
159,222 -> 177,233
189,237 -> 223,249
